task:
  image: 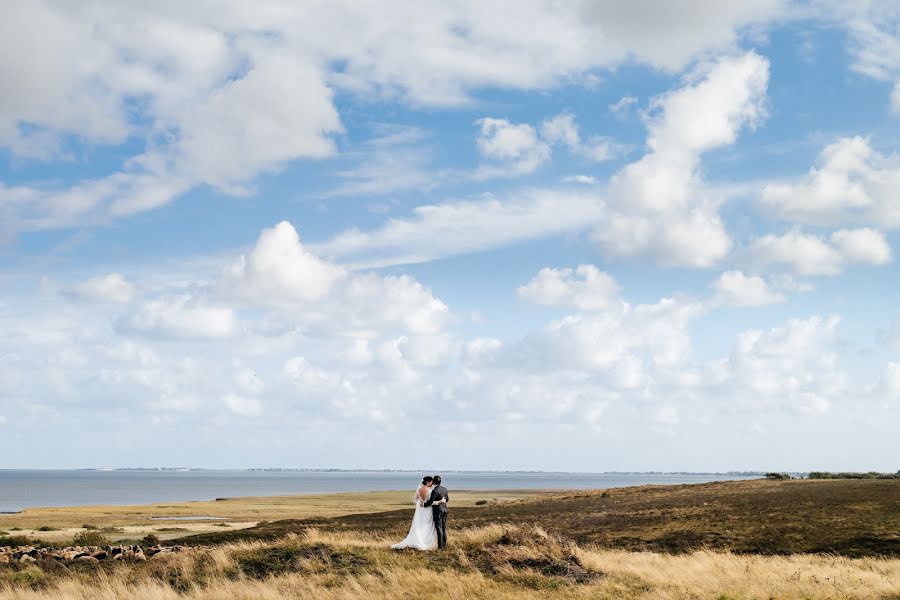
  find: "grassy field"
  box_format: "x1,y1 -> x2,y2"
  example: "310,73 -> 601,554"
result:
2,479 -> 899,599
0,490 -> 552,543
185,478 -> 900,557
1,524 -> 898,599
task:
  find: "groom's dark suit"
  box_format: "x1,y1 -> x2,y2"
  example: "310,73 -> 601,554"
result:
423,484 -> 449,549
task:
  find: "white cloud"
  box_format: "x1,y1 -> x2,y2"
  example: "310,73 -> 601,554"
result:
221,221 -> 344,304
518,265 -> 622,311
220,221 -> 450,336
540,112 -> 620,161
539,113 -> 580,149
235,368 -> 265,395
760,137 -> 900,227
496,294 -> 705,374
474,118 -> 550,179
284,356 -> 337,387
875,362 -> 900,398
596,52 -> 770,267
712,270 -> 785,306
609,95 -> 638,116
748,227 -> 892,276
714,315 -> 845,415
0,1 -> 785,234
316,190 -> 604,268
170,56 -> 342,190
318,53 -> 768,272
830,227 -> 892,265
564,175 -> 597,185
67,273 -> 135,304
835,2 -> 900,110
222,393 -> 262,417
123,296 -> 239,340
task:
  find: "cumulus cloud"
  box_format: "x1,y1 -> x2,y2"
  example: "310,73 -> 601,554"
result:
595,52 -> 770,267
123,296 -> 239,340
224,222 -> 450,335
748,227 -> 892,276
518,265 -> 622,311
760,136 -> 900,227
67,273 -> 135,303
473,118 -> 550,179
539,113 -> 619,161
221,221 -> 344,305
712,270 -> 785,306
712,315 -> 846,415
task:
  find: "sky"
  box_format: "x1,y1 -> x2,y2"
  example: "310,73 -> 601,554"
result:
2,1 -> 900,472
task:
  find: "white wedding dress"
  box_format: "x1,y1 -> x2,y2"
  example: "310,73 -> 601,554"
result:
391,486 -> 438,550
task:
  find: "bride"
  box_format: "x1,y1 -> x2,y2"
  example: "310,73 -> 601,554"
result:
391,475 -> 446,550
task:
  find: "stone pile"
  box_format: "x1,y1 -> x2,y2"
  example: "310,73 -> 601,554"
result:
0,544 -> 187,564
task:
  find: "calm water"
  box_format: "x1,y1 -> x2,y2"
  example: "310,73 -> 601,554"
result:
0,470 -> 760,512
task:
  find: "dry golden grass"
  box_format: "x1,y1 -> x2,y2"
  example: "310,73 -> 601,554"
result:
0,490 -> 547,543
2,525 -> 899,600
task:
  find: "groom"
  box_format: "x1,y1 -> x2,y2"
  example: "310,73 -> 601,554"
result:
423,474 -> 449,550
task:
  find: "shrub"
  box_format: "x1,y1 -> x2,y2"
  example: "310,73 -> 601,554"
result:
764,472 -> 791,480
72,531 -> 106,546
81,524 -> 98,530
36,526 -> 58,532
0,535 -> 43,547
475,500 -> 488,506
807,471 -> 900,480
142,533 -> 161,547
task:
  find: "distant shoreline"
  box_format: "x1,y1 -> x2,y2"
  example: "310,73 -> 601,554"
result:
1,467 -> 772,475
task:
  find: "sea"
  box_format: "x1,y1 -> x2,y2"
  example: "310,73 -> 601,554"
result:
0,470 -> 761,513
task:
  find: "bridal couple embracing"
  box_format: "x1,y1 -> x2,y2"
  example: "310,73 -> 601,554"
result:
391,475 -> 449,551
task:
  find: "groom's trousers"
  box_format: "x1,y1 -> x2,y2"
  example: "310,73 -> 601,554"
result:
433,509 -> 448,549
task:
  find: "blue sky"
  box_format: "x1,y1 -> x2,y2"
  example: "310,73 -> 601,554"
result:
2,1 -> 900,471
